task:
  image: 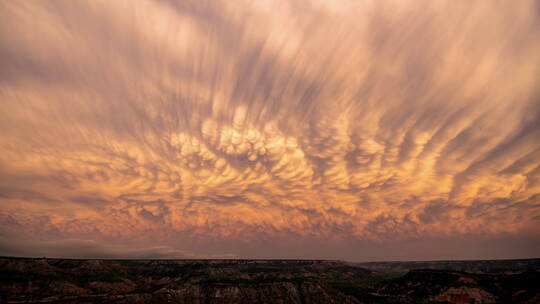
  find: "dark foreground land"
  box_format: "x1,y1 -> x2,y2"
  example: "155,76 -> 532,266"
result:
1,257 -> 539,304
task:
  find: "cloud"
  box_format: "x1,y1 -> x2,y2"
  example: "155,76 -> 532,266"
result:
0,234 -> 190,259
0,0 -> 539,259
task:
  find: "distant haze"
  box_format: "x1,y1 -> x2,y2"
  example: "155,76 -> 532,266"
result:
0,0 -> 539,260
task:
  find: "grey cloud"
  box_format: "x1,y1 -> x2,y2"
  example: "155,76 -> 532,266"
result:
0,234 -> 191,259
0,187 -> 61,204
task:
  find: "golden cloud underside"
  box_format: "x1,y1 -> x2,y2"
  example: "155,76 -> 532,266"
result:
1,0 -> 539,244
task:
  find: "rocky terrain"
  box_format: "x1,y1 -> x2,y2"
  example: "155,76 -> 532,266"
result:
1,257 -> 539,303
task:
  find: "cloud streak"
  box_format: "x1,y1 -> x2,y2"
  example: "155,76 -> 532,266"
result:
0,0 -> 539,260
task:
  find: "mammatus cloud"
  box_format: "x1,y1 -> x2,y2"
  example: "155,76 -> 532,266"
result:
0,0 -> 539,260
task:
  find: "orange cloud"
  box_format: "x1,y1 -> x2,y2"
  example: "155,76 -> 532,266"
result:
0,0 -> 539,259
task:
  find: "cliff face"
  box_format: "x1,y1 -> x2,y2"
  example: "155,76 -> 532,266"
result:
372,268 -> 540,304
1,258 -> 539,304
0,259 -> 364,303
435,287 -> 497,304
2,281 -> 359,304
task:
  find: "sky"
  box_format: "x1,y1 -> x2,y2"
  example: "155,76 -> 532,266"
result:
0,0 -> 539,261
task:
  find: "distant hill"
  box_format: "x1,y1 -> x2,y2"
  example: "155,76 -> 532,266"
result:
1,257 -> 539,303
353,258 -> 540,274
